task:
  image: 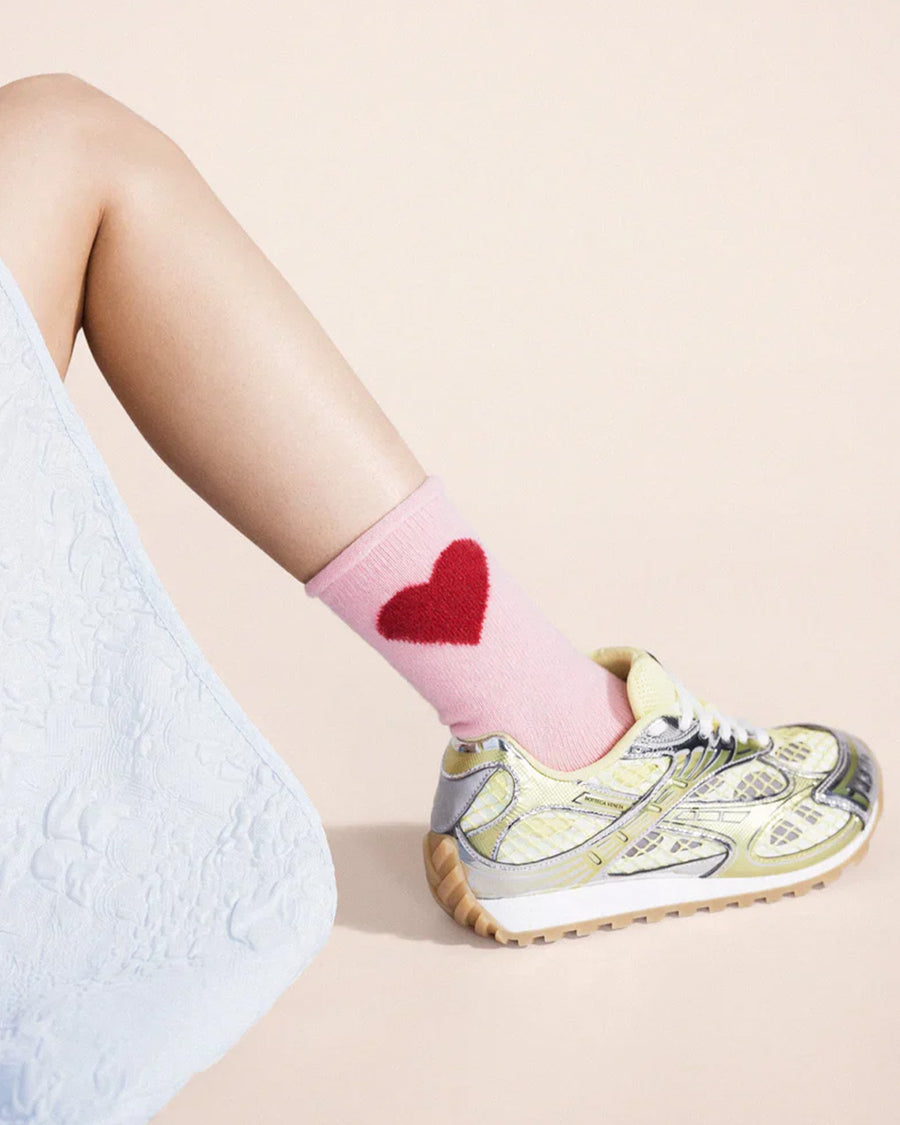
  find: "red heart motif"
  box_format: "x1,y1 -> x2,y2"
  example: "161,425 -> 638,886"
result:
377,538 -> 489,645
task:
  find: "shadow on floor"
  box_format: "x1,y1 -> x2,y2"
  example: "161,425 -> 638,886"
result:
324,822 -> 499,948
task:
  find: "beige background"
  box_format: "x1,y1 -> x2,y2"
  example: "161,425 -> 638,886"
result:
2,4 -> 899,1123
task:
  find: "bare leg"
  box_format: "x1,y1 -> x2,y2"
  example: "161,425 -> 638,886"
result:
0,73 -> 424,580
0,72 -> 634,773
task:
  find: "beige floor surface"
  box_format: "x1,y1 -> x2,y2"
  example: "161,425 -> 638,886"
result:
2,5 -> 899,1123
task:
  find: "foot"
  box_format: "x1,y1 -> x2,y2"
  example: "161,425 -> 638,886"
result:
424,647 -> 880,945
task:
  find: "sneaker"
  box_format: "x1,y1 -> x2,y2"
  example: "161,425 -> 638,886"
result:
423,647 -> 880,945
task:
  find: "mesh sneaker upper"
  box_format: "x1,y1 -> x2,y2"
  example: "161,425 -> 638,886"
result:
430,649 -> 878,899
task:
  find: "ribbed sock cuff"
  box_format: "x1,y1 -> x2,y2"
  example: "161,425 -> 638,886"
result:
305,475 -> 444,598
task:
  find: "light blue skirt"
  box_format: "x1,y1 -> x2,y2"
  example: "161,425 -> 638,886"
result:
0,254 -> 335,1125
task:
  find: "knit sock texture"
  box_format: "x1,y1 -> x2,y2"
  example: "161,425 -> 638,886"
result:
306,476 -> 633,770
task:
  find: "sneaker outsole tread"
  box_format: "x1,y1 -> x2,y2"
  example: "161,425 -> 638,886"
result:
423,809 -> 879,946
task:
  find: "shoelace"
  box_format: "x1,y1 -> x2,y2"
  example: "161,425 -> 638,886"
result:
672,679 -> 771,747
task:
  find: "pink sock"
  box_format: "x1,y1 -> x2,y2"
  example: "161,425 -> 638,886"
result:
305,477 -> 633,770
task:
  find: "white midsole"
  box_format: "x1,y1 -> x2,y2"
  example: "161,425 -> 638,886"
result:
478,803 -> 879,934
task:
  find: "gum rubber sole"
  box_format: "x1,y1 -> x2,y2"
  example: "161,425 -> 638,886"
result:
423,810 -> 881,946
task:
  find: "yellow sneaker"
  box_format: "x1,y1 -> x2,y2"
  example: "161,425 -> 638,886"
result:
423,647 -> 880,944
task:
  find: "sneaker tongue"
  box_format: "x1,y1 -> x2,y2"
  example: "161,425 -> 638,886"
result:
626,651 -> 679,719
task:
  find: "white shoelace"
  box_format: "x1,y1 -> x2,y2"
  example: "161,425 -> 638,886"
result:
672,679 -> 771,747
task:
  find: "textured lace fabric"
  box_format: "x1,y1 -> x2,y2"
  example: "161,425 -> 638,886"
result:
0,256 -> 335,1125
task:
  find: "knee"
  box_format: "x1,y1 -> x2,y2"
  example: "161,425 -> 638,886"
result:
0,73 -> 111,132
0,71 -> 97,102
0,73 -> 182,198
0,74 -> 120,178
